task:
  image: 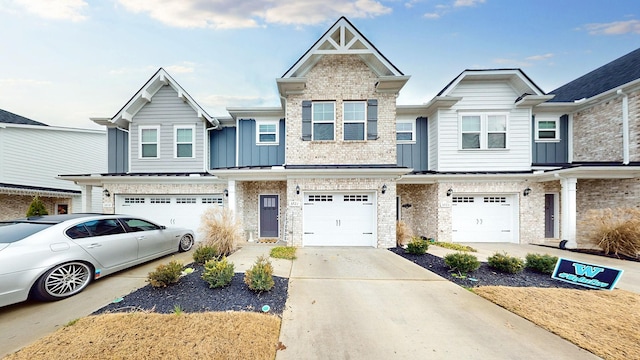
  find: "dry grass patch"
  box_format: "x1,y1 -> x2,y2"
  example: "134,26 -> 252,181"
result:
5,312 -> 281,360
474,287 -> 640,360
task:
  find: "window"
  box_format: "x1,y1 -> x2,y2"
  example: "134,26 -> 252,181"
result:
175,126 -> 194,158
460,113 -> 507,150
256,121 -> 279,144
535,118 -> 559,141
81,219 -> 126,237
312,102 -> 335,140
122,218 -> 161,232
140,126 -> 159,158
343,102 -> 366,141
396,120 -> 415,143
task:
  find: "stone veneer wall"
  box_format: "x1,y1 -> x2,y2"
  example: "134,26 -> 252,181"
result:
285,177 -> 396,248
0,194 -> 69,220
285,55 -> 397,165
238,181 -> 286,241
572,97 -> 624,162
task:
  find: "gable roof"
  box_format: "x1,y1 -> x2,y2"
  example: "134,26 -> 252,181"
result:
278,17 -> 409,97
437,69 -> 546,97
548,47 -> 640,102
101,68 -> 219,129
0,109 -> 48,126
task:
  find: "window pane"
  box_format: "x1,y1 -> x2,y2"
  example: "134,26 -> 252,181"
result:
176,128 -> 192,142
344,102 -> 365,121
488,115 -> 506,131
344,123 -> 364,140
142,144 -> 157,157
259,124 -> 277,133
538,121 -> 556,130
462,117 -> 481,131
177,144 -> 192,157
313,123 -> 334,140
539,130 -> 556,139
488,133 -> 506,148
313,103 -> 335,121
259,134 -> 276,142
397,132 -> 413,141
462,133 -> 480,149
396,122 -> 413,132
141,129 -> 157,142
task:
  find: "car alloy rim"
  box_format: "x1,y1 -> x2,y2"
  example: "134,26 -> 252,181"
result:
44,262 -> 90,297
181,235 -> 193,250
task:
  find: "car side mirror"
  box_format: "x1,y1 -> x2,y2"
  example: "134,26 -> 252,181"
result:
160,225 -> 167,230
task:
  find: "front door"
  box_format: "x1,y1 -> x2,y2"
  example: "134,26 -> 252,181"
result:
259,195 -> 279,238
545,194 -> 555,238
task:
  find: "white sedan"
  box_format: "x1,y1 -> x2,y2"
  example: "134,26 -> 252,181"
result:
0,213 -> 194,307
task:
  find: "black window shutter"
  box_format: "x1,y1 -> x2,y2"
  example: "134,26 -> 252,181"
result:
302,101 -> 312,141
367,99 -> 378,140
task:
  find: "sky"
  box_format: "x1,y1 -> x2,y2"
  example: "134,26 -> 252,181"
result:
0,0 -> 638,130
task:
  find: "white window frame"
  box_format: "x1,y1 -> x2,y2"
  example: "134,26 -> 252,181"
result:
255,120 -> 279,145
343,101 -> 367,141
174,125 -> 195,158
396,119 -> 416,144
535,118 -> 560,142
312,101 -> 336,141
139,125 -> 160,159
458,113 -> 508,150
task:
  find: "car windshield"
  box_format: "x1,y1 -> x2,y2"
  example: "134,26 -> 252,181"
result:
0,222 -> 54,243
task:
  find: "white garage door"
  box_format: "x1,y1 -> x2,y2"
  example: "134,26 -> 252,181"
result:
115,194 -> 223,241
303,193 -> 376,247
451,195 -> 518,243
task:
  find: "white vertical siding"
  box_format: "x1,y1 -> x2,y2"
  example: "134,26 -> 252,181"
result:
435,81 -> 532,172
130,85 -> 206,173
428,112 -> 439,170
0,126 -> 106,190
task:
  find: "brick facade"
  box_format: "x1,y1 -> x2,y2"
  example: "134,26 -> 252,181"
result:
573,98 -> 623,162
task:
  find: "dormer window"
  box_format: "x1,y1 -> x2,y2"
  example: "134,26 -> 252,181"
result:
460,113 -> 507,150
140,126 -> 159,158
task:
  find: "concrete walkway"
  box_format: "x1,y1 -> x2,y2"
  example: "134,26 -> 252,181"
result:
276,247 -> 600,360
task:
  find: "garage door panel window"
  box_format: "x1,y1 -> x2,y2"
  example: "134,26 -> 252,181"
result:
150,198 -> 170,204
124,197 -> 145,204
307,195 -> 333,202
176,198 -> 197,204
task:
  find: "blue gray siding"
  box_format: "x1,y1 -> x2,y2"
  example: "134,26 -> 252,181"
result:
210,127 -> 236,169
532,115 -> 569,164
108,128 -> 129,173
238,119 -> 285,166
397,117 -> 428,171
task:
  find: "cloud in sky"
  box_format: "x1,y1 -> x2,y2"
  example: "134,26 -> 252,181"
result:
583,19 -> 640,35
116,0 -> 391,29
453,0 -> 486,7
526,53 -> 554,61
423,0 -> 485,20
13,0 -> 88,22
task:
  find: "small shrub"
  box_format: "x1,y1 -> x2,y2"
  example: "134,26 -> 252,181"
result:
444,252 -> 480,274
148,260 -> 183,288
433,242 -> 477,252
193,245 -> 218,264
26,195 -> 48,217
581,208 -> 640,258
396,221 -> 412,247
405,237 -> 429,255
270,246 -> 297,260
202,256 -> 235,288
244,256 -> 275,292
487,252 -> 525,274
525,253 -> 558,274
199,207 -> 241,256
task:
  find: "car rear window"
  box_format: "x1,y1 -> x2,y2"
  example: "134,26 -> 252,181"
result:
0,222 -> 53,243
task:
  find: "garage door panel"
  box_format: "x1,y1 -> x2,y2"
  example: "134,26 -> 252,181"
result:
452,195 -> 517,243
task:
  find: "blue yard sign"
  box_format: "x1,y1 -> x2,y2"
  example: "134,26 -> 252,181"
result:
552,258 -> 623,290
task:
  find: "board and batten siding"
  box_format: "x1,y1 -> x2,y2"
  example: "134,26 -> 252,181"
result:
129,85 -> 206,173
532,115 -> 569,164
435,81 -> 532,172
107,127 -> 129,173
209,126 -> 236,169
397,117 -> 428,171
237,119 -> 285,167
0,126 -> 106,191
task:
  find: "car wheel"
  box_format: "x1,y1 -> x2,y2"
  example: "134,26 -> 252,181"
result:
179,234 -> 194,252
33,262 -> 92,301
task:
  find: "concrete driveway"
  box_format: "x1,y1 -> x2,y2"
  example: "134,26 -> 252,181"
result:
276,247 -> 599,360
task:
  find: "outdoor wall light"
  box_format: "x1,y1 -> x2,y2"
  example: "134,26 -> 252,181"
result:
223,189 -> 229,197
103,189 -> 110,197
523,187 -> 531,197
296,185 -> 300,195
446,188 -> 453,197
402,203 -> 412,209
381,184 -> 387,194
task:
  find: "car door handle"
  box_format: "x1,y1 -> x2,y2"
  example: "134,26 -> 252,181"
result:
137,236 -> 145,241
87,243 -> 102,248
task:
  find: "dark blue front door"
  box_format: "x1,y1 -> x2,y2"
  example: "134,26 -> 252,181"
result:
260,195 -> 279,238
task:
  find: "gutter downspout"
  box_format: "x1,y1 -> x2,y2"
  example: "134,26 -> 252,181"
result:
617,89 -> 630,165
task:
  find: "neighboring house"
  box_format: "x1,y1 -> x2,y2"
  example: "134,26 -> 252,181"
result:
61,17 -> 640,249
0,109 -> 106,220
